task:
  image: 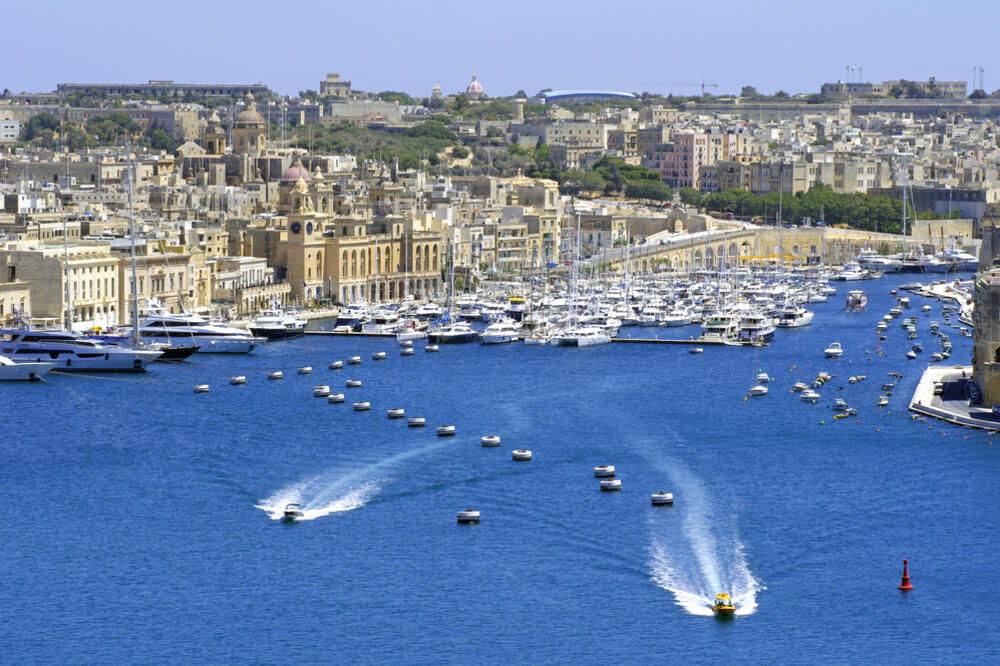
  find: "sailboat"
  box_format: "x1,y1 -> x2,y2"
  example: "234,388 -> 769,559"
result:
748,343 -> 768,396
550,213 -> 611,347
427,241 -> 480,343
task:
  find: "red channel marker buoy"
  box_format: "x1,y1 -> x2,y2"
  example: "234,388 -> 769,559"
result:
898,559 -> 914,591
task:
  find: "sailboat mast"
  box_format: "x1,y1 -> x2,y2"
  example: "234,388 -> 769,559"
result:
63,217 -> 72,330
127,144 -> 139,346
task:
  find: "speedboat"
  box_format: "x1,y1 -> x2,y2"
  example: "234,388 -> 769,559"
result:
801,389 -> 820,403
282,503 -> 305,522
749,384 -> 768,397
824,342 -> 844,358
0,354 -> 54,381
712,593 -> 736,616
249,308 -> 306,340
0,328 -> 161,372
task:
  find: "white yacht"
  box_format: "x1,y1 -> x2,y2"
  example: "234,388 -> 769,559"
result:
833,263 -> 867,281
699,312 -> 740,343
361,310 -> 400,334
549,325 -> 611,348
659,307 -> 692,327
482,318 -> 521,344
0,328 -> 161,371
775,304 -> 814,328
0,354 -> 54,381
132,303 -> 262,353
427,320 -> 481,343
249,308 -> 306,340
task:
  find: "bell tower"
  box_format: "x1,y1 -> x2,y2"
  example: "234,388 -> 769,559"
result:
285,177 -> 326,303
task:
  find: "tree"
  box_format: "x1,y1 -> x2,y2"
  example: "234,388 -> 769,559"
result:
970,88 -> 988,99
679,187 -> 703,207
450,146 -> 469,159
740,85 -> 759,98
20,112 -> 60,141
299,89 -> 320,102
774,90 -> 790,99
377,91 -> 415,105
514,89 -> 527,98
150,128 -> 175,151
625,180 -> 673,201
64,124 -> 93,151
451,94 -> 469,113
559,171 -> 606,195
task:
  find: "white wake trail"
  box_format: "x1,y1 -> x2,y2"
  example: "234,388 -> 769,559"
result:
646,458 -> 764,616
256,439 -> 451,522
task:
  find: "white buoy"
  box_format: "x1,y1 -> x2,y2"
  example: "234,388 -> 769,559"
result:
387,408 -> 405,419
436,425 -> 456,436
347,356 -> 362,365
480,435 -> 501,447
297,366 -> 312,375
511,449 -> 532,461
594,465 -> 615,478
328,393 -> 345,403
425,345 -> 439,352
651,491 -> 674,505
230,376 -> 246,385
353,401 -> 371,411
193,384 -> 210,393
372,351 -> 387,360
400,348 -> 414,356
329,361 -> 343,370
457,508 -> 480,524
346,379 -> 362,388
267,371 -> 283,380
399,340 -> 414,348
313,385 -> 330,397
600,478 -> 622,491
408,417 -> 426,427
689,347 -> 704,354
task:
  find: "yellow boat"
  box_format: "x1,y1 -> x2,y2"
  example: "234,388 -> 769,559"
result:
712,592 -> 735,616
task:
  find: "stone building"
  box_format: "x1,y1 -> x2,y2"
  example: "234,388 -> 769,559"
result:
973,269 -> 1000,404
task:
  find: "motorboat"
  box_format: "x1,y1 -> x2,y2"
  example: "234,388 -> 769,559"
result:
878,396 -> 889,406
480,435 -> 501,447
282,503 -> 305,522
833,263 -> 867,281
906,350 -> 917,360
748,384 -> 768,397
249,307 -> 306,340
756,372 -> 771,383
428,321 -> 481,344
801,389 -> 820,403
387,408 -> 406,419
313,385 -> 330,397
712,593 -> 736,616
600,478 -> 622,491
327,393 -> 345,403
456,508 -> 480,524
650,491 -> 674,505
0,328 -> 162,372
775,304 -> 814,328
833,398 -> 848,411
436,425 -> 456,436
481,318 -> 521,344
407,417 -> 426,427
824,342 -> 844,358
594,465 -> 616,478
660,307 -> 692,327
511,449 -> 532,461
361,311 -> 400,334
0,354 -> 54,381
845,289 -> 868,312
791,382 -> 808,392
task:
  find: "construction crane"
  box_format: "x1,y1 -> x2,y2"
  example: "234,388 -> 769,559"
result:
656,79 -> 720,96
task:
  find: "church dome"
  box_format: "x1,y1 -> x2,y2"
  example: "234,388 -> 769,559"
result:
466,75 -> 484,97
281,155 -> 312,183
235,92 -> 264,126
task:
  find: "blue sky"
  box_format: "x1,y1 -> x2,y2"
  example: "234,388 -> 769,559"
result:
8,0 -> 997,98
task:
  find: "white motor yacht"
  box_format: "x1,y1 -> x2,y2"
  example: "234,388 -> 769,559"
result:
660,307 -> 692,327
549,325 -> 611,348
0,354 -> 54,381
482,318 -> 521,344
249,308 -> 306,340
824,342 -> 844,358
775,305 -> 814,328
428,321 -> 481,344
132,303 -> 262,353
0,328 -> 161,372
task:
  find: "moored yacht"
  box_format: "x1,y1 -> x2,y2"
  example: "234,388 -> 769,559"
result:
0,328 -> 161,371
121,303 -> 262,353
775,304 -> 814,328
482,317 -> 521,344
249,307 -> 306,340
428,320 -> 481,343
0,354 -> 54,381
549,325 -> 611,348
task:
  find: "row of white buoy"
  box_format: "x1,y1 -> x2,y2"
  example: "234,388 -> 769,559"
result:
594,464 -> 674,504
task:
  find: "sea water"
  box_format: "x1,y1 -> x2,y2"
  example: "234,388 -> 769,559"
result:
2,272 -> 998,663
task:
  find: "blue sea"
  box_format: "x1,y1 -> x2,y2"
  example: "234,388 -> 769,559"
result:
3,272 -> 999,664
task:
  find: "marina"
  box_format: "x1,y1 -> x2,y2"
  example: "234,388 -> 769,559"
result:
3,269 -> 997,663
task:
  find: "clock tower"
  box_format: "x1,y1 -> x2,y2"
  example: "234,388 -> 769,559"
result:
285,176 -> 326,303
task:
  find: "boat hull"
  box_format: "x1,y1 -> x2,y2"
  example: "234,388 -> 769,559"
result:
249,327 -> 304,341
